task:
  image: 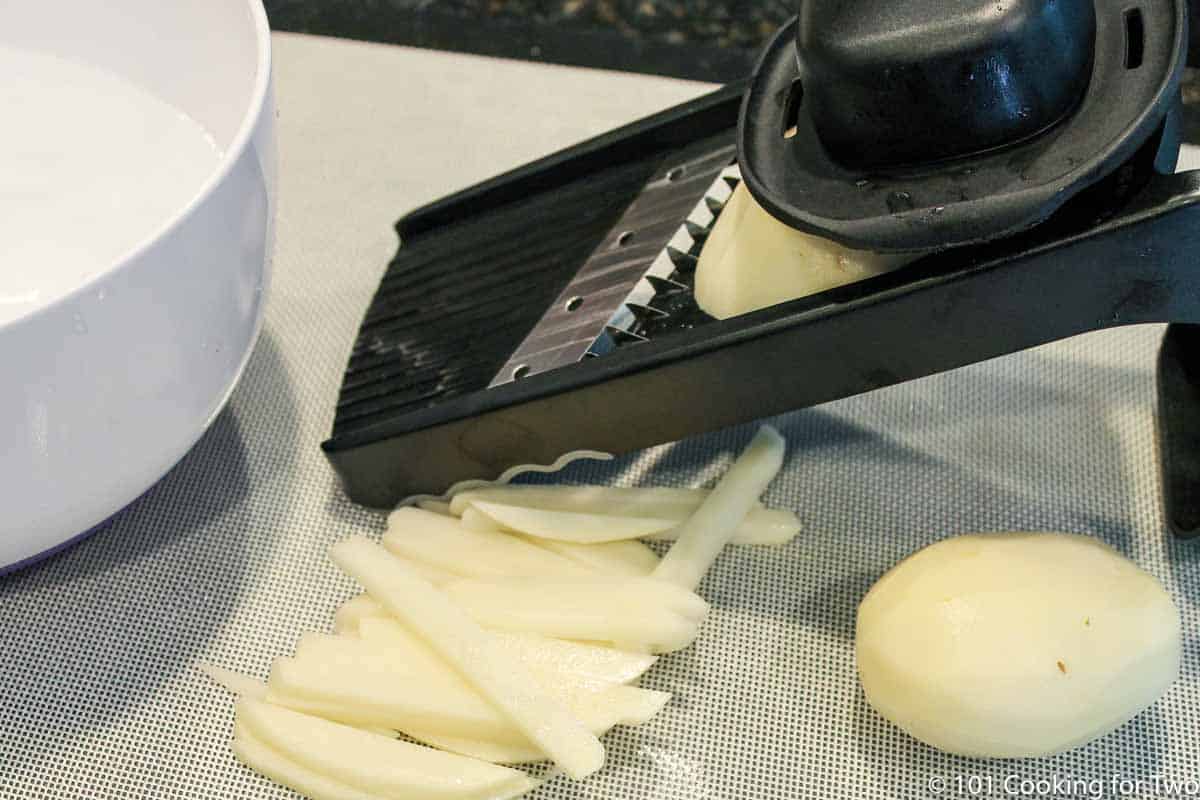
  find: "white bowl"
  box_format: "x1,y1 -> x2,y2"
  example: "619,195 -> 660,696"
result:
1,1 -> 275,570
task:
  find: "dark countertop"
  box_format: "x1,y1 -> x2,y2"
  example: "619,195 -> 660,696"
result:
265,0 -> 793,82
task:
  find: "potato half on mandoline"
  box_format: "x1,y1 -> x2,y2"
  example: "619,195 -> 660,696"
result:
856,532 -> 1181,758
695,181 -> 918,320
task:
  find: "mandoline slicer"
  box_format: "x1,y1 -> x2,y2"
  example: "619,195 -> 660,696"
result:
325,0 -> 1200,538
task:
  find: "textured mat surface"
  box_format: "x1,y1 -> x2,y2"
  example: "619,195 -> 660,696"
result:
3,34 -> 1198,800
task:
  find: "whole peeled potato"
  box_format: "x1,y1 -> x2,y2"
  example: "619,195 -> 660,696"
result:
856,532 -> 1180,758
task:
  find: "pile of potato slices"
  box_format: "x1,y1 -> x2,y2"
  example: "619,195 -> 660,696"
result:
205,426 -> 797,800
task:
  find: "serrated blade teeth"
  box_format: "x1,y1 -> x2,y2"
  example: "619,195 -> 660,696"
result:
666,246 -> 699,273
579,160 -> 739,359
645,275 -> 689,297
684,220 -> 709,251
626,303 -> 669,324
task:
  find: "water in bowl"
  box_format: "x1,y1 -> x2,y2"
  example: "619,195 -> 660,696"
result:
0,44 -> 223,326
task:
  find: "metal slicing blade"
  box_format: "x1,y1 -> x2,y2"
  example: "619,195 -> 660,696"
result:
589,163 -> 741,353
488,143 -> 738,386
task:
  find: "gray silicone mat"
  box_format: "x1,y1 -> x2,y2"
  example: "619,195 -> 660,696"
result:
3,35 -> 1200,800
4,286 -> 1198,800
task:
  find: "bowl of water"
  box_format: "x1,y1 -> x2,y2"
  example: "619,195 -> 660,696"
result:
1,0 -> 275,570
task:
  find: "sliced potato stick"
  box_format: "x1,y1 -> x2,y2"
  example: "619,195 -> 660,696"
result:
200,664 -> 268,699
459,507 -> 660,575
271,650 -> 515,742
260,692 -> 398,740
385,507 -> 592,580
465,510 -> 667,578
404,556 -> 461,586
444,606 -> 700,654
199,656 -> 389,738
233,722 -> 386,800
409,701 -> 665,768
458,491 -> 797,546
442,576 -> 708,620
272,638 -> 666,750
358,616 -> 658,687
467,501 -> 679,544
334,594 -> 389,635
460,506 -> 503,533
269,669 -> 540,748
449,486 -> 721,518
645,507 -> 800,546
520,536 -> 660,576
415,499 -> 453,516
330,538 -> 605,779
494,632 -> 657,686
289,632 -> 654,738
573,685 -> 669,730
299,628 -> 669,721
603,684 -> 672,725
265,689 -> 447,735
654,426 -> 786,590
403,728 -> 546,765
441,577 -> 704,652
406,694 -> 671,765
236,699 -> 537,800
450,486 -> 800,546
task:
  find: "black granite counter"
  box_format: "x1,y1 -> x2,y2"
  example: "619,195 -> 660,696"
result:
265,0 -> 792,82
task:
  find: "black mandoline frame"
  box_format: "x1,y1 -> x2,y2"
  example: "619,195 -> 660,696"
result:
323,78 -> 1200,539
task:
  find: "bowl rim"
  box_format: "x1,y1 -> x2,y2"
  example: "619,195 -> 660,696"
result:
0,0 -> 273,334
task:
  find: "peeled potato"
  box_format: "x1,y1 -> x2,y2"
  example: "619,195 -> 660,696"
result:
695,182 -> 917,320
856,532 -> 1181,758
